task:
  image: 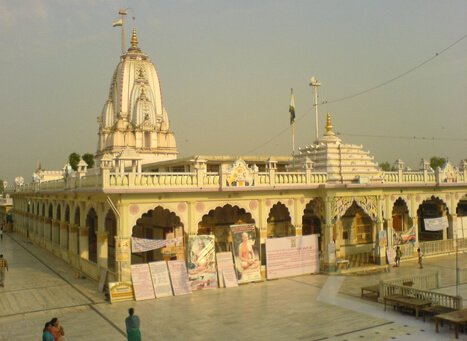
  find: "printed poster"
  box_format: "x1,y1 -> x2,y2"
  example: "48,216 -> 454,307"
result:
131,264 -> 156,301
216,252 -> 238,288
230,224 -> 262,284
266,235 -> 319,280
386,248 -> 396,266
148,261 -> 173,298
187,235 -> 218,291
167,260 -> 192,296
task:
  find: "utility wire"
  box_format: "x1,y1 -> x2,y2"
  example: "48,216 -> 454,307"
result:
337,132 -> 467,142
322,31 -> 467,105
242,31 -> 467,155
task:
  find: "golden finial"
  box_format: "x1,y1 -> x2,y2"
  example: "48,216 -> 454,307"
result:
127,28 -> 141,53
325,112 -> 333,133
131,28 -> 138,49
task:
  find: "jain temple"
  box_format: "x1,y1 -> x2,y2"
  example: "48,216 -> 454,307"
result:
5,28 -> 467,288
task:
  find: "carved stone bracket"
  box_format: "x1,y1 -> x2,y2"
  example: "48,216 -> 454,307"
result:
332,196 -> 378,221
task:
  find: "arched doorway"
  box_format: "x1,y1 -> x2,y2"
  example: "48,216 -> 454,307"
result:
392,198 -> 412,245
198,204 -> 255,253
302,198 -> 324,252
456,197 -> 467,239
417,196 -> 447,241
74,206 -> 80,256
267,202 -> 293,238
86,208 -> 98,263
132,206 -> 183,264
105,210 -> 117,272
335,202 -> 375,264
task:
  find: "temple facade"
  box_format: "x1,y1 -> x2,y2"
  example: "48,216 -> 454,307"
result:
9,29 -> 467,284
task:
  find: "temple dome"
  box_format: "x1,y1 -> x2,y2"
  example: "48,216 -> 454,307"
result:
296,113 -> 382,184
96,29 -> 177,165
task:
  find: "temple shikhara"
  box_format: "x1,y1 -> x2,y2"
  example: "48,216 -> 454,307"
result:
6,23 -> 467,290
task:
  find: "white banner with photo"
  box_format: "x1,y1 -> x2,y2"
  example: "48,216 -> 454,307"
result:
424,216 -> 448,231
131,236 -> 183,253
187,235 -> 218,291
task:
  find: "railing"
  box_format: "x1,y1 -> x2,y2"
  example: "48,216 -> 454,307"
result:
383,171 -> 436,184
381,282 -> 463,310
398,238 -> 467,259
383,271 -> 440,290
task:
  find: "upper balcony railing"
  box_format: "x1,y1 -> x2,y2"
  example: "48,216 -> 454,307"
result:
12,159 -> 467,193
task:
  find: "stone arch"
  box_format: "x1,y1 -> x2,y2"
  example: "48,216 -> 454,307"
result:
302,198 -> 324,252
105,209 -> 117,272
267,202 -> 293,238
417,196 -> 448,242
198,204 -> 255,253
456,195 -> 467,239
86,208 -> 98,263
390,198 -> 413,246
132,206 -> 184,264
56,204 -> 61,221
336,201 -> 375,250
65,205 -> 70,223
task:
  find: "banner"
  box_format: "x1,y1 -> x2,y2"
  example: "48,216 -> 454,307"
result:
424,216 -> 448,231
149,261 -> 173,298
394,226 -> 416,245
131,236 -> 183,253
266,235 -> 319,280
167,260 -> 192,296
231,224 -> 261,284
131,264 -> 156,301
187,235 -> 218,291
216,252 -> 238,288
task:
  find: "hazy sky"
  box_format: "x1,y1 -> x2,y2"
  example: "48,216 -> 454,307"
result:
1,1 -> 466,183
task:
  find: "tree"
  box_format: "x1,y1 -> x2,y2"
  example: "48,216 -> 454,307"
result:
68,152 -> 81,171
430,156 -> 446,170
379,162 -> 393,171
82,153 -> 95,169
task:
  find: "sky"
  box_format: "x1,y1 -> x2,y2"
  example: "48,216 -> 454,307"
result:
0,0 -> 466,184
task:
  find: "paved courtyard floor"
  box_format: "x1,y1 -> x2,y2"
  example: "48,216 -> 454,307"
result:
0,232 -> 466,340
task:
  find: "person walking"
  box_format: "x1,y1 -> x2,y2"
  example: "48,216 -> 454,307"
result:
417,247 -> 423,269
0,254 -> 8,287
0,225 -> 3,240
125,308 -> 142,341
395,246 -> 402,267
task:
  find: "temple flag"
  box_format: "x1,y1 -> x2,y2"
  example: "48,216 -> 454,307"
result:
289,88 -> 296,125
112,18 -> 123,27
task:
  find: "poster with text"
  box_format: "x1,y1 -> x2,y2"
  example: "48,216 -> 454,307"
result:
266,235 -> 319,280
230,224 -> 262,284
187,235 -> 218,291
167,260 -> 192,296
149,261 -> 173,298
386,248 -> 396,266
216,252 -> 238,288
131,263 -> 156,301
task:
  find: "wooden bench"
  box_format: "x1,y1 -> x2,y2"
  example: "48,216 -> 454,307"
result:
361,284 -> 379,299
336,259 -> 350,269
384,295 -> 432,319
435,308 -> 467,339
421,305 -> 456,322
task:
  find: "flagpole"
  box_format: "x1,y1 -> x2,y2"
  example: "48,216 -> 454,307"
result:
119,9 -> 127,55
309,77 -> 321,142
289,88 -> 296,168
